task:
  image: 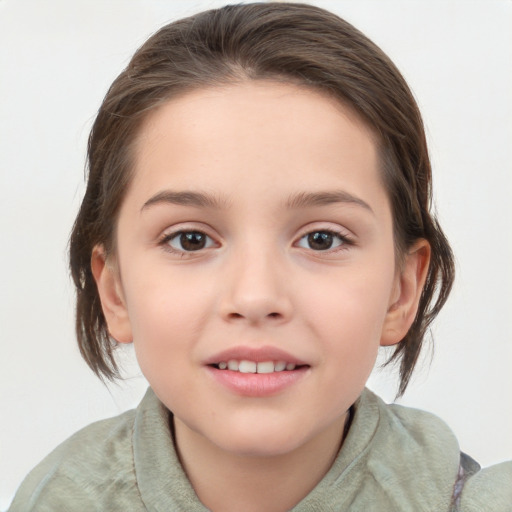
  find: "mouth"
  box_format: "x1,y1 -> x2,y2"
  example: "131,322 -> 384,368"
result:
205,347 -> 310,396
210,360 -> 307,373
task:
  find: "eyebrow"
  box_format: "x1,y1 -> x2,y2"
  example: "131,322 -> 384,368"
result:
140,188 -> 373,214
286,190 -> 374,214
141,190 -> 228,212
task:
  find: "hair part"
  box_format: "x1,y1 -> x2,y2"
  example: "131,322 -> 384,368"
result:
69,2 -> 455,396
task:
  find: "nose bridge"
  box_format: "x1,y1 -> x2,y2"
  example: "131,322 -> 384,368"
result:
220,237 -> 292,323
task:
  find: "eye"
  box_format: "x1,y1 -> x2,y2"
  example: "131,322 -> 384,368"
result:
165,231 -> 216,252
296,230 -> 348,251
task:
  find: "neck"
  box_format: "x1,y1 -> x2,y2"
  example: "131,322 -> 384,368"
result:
173,412 -> 350,512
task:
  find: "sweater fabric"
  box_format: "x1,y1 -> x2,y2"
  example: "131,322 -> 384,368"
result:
8,388 -> 512,511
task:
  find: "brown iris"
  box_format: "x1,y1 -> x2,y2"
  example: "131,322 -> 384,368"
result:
179,232 -> 207,251
307,231 -> 336,250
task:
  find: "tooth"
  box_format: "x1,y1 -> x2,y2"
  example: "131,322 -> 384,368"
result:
218,362 -> 227,370
286,363 -> 296,371
274,361 -> 286,372
257,361 -> 275,374
239,360 -> 257,373
227,360 -> 239,371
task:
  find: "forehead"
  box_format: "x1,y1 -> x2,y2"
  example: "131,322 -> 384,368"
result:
127,81 -> 385,211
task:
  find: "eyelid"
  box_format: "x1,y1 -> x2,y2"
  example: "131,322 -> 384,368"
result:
169,231 -> 216,251
156,222 -> 355,256
293,224 -> 356,252
157,223 -> 220,255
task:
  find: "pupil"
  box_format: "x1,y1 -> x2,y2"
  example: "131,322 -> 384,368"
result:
308,232 -> 333,250
180,232 -> 206,251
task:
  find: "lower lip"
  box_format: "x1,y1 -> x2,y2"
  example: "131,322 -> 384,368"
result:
206,366 -> 309,397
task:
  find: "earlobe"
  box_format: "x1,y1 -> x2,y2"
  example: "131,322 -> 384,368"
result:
380,239 -> 431,347
91,245 -> 133,344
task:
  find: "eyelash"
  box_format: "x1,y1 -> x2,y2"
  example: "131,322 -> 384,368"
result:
296,229 -> 354,252
158,228 -> 354,255
159,230 -> 216,255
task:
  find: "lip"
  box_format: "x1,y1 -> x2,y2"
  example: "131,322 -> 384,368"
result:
206,365 -> 309,397
204,345 -> 310,397
204,345 -> 308,366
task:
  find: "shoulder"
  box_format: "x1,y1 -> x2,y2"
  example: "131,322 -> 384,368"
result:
459,460 -> 512,512
382,394 -> 512,511
361,388 -> 463,471
8,407 -> 142,512
357,389 -> 461,510
361,390 -> 512,511
10,387 -> 208,512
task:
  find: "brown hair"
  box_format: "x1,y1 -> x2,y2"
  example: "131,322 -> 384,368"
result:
69,2 -> 454,396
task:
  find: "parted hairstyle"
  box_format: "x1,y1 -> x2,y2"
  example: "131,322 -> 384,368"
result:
69,2 -> 455,397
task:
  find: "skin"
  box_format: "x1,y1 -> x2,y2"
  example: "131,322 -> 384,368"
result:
92,81 -> 430,512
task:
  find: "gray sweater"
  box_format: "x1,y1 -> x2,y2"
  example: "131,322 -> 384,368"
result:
8,388 -> 512,511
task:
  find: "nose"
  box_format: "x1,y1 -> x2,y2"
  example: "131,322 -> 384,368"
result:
218,245 -> 293,325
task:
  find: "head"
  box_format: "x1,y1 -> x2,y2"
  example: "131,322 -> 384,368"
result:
70,2 -> 454,400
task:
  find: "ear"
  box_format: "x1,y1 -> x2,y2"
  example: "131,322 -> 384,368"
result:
91,245 -> 133,344
380,239 -> 431,347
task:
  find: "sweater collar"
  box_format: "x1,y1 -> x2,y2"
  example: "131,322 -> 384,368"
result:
133,387 -> 460,511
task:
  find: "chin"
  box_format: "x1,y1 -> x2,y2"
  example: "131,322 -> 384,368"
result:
206,414 -> 317,459
217,432 -> 307,459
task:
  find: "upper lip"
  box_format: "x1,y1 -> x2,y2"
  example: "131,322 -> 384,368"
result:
204,346 -> 309,366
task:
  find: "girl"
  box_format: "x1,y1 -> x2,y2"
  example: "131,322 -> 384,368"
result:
6,2 -> 511,511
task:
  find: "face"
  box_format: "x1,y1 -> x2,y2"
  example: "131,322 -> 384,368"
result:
94,82 -> 426,459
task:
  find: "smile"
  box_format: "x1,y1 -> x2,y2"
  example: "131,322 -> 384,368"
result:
213,360 -> 299,373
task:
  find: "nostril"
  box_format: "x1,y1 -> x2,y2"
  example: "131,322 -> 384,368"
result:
226,311 -> 281,320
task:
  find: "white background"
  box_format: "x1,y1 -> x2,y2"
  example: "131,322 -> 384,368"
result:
1,0 -> 511,509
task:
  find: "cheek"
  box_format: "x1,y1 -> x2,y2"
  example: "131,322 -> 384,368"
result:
122,271 -> 220,412
122,272 -> 213,363
302,262 -> 395,354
